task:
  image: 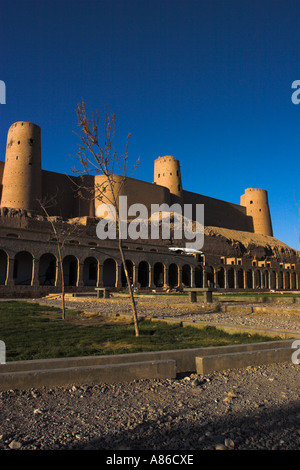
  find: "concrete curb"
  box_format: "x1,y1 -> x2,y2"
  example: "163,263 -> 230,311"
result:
196,347 -> 293,375
0,359 -> 177,392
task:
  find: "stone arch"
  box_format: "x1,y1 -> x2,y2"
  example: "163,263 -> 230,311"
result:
270,271 -> 277,290
182,264 -> 191,287
138,261 -> 149,288
291,271 -> 297,290
263,270 -> 269,289
206,266 -> 214,287
284,271 -> 290,290
227,268 -> 235,289
255,270 -> 261,288
237,269 -> 244,288
103,258 -> 117,287
195,266 -> 203,288
278,271 -> 283,289
154,262 -> 164,287
121,260 -> 134,287
63,255 -> 78,286
83,257 -> 98,286
246,269 -> 253,289
217,267 -> 225,288
14,251 -> 33,285
0,249 -> 8,285
39,253 -> 57,286
168,263 -> 179,288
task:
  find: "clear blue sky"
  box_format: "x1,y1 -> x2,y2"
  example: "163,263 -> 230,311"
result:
0,0 -> 299,249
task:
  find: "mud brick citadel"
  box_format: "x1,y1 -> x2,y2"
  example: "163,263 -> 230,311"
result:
0,121 -> 299,296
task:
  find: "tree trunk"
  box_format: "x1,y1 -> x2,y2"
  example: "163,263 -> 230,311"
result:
118,238 -> 139,337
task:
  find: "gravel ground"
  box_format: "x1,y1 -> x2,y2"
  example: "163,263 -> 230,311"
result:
28,293 -> 300,332
0,295 -> 299,452
1,363 -> 299,451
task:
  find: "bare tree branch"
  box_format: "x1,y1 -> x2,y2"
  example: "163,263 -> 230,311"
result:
72,100 -> 140,336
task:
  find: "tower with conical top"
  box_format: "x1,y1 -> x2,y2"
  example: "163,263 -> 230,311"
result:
1,122 -> 42,212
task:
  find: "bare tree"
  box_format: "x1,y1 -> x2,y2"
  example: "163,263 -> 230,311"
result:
38,194 -> 83,320
72,100 -> 140,336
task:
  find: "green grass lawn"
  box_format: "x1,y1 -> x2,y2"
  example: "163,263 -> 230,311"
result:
0,301 -> 281,362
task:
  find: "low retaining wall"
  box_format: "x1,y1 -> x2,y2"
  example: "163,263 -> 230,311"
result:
0,339 -> 296,391
216,295 -> 300,304
220,304 -> 300,314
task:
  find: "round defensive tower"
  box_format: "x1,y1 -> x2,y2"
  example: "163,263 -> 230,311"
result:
154,155 -> 183,197
240,188 -> 273,236
1,122 -> 42,212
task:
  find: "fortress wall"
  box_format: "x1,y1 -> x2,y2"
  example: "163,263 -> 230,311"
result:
94,175 -> 171,216
182,190 -> 254,232
72,174 -> 95,217
41,170 -> 78,218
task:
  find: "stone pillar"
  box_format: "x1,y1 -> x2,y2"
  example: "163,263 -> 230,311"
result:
266,271 -> 270,289
261,271 -> 265,289
163,265 -> 168,288
204,290 -> 213,303
32,258 -> 40,287
132,263 -> 137,287
77,263 -> 84,287
213,269 -> 217,288
56,263 -> 62,288
148,264 -> 155,288
116,264 -> 122,288
224,268 -> 228,289
191,267 -> 196,288
178,267 -> 183,289
277,272 -> 281,290
97,263 -> 103,287
203,267 -> 207,288
6,257 -> 15,287
251,270 -> 255,289
234,269 -> 238,289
